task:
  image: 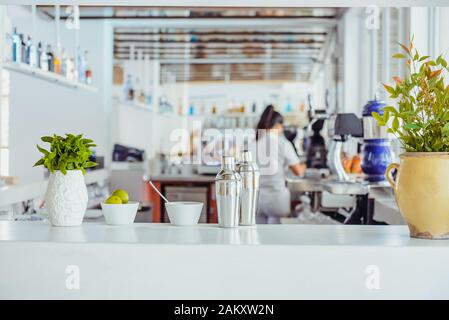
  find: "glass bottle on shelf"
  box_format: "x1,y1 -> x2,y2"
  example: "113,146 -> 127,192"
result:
26,36 -> 37,67
36,42 -> 43,69
240,102 -> 245,113
84,50 -> 92,85
40,43 -> 48,71
46,45 -> 54,72
285,100 -> 292,113
20,34 -> 26,63
76,48 -> 86,83
53,46 -> 61,75
135,77 -> 145,103
66,57 -> 75,81
123,75 -> 134,101
60,47 -> 67,77
11,27 -> 21,63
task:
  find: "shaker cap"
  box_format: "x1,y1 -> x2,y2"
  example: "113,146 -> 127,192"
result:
222,156 -> 235,166
241,150 -> 253,162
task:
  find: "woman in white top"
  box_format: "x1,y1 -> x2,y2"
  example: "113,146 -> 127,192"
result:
250,105 -> 306,224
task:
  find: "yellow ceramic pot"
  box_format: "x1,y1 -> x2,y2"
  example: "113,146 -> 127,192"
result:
386,152 -> 449,239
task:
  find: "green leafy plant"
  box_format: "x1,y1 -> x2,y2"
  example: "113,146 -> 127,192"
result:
373,40 -> 449,152
34,134 -> 97,175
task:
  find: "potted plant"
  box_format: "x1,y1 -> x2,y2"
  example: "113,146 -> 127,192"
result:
373,40 -> 449,239
34,134 -> 97,226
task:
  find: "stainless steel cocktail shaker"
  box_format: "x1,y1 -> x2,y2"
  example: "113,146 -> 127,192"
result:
215,156 -> 241,228
237,150 -> 259,226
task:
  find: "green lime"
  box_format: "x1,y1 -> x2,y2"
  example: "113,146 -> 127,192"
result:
105,195 -> 123,204
112,189 -> 129,204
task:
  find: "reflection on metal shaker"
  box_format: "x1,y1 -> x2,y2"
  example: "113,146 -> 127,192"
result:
237,150 -> 259,226
215,156 -> 241,228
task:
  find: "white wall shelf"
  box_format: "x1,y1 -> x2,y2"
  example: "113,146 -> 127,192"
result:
114,98 -> 153,112
114,98 -> 203,119
3,61 -> 98,92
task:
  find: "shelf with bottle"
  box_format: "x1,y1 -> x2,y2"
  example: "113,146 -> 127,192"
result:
121,74 -> 154,111
113,97 -> 153,112
4,27 -> 96,92
3,61 -> 97,92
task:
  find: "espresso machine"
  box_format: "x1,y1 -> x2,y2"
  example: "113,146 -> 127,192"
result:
288,107 -> 393,225
304,93 -> 330,169
326,113 -> 363,182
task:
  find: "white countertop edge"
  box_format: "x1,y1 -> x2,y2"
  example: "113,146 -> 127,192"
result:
0,222 -> 447,247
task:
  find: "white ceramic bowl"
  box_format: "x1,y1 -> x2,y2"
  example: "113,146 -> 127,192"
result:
165,201 -> 203,226
101,201 -> 139,225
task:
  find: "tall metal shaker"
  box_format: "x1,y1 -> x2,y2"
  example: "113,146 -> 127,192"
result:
237,150 -> 260,226
215,156 -> 241,228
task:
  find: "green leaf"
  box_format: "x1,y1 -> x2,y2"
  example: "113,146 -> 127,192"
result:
437,55 -> 448,68
382,110 -> 390,123
36,145 -> 49,155
383,84 -> 396,96
443,112 -> 449,121
442,123 -> 449,136
84,161 -> 98,168
419,55 -> 430,62
404,123 -> 421,130
382,106 -> 398,115
372,112 -> 385,126
33,158 -> 45,167
392,117 -> 399,131
398,43 -> 411,55
41,136 -> 53,143
393,53 -> 406,59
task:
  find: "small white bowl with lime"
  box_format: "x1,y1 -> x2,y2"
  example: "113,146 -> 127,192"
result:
101,189 -> 139,225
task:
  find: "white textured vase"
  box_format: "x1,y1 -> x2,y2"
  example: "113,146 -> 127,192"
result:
45,170 -> 88,227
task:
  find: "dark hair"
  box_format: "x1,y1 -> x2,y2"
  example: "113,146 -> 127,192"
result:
256,105 -> 284,140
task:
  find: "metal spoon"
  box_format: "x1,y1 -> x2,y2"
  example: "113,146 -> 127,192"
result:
143,175 -> 170,203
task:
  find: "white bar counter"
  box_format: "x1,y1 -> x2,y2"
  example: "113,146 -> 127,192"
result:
0,221 -> 448,299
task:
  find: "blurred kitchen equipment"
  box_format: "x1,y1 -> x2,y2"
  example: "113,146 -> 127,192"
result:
306,119 -> 327,168
361,99 -> 393,182
112,144 -> 145,162
236,150 -> 259,226
215,156 -> 241,228
304,93 -> 329,169
327,113 -> 363,181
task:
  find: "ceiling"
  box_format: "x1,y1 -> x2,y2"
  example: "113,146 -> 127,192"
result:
38,6 -> 343,83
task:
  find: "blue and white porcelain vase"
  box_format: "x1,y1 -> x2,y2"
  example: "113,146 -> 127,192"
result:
361,100 -> 393,182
